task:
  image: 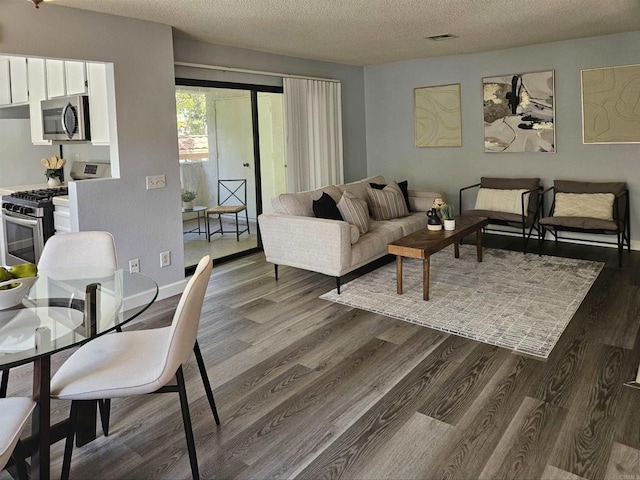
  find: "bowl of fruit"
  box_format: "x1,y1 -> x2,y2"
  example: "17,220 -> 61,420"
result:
0,263 -> 38,310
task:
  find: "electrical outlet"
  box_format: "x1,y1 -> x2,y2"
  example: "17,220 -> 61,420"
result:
160,251 -> 171,267
129,258 -> 140,273
146,174 -> 166,190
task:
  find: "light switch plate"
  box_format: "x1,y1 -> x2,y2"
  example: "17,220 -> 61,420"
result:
146,174 -> 166,190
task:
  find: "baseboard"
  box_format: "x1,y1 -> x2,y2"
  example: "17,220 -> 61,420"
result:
123,278 -> 189,311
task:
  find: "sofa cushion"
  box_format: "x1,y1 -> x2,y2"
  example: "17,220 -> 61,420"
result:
338,175 -> 386,207
274,185 -> 342,217
312,192 -> 343,221
337,191 -> 370,234
553,193 -> 614,221
349,225 -> 360,244
474,188 -> 530,215
369,180 -> 410,211
366,181 -> 409,220
394,212 -> 429,235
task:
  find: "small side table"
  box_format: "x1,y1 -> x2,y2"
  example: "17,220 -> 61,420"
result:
182,205 -> 208,236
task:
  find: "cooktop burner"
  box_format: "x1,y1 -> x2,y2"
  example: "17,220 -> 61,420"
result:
9,187 -> 69,205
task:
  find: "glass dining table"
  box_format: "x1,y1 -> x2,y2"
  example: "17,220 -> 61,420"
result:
0,268 -> 158,480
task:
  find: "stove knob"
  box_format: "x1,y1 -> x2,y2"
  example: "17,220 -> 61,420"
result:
19,206 -> 33,215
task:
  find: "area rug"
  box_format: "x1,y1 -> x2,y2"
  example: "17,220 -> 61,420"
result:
320,246 -> 604,358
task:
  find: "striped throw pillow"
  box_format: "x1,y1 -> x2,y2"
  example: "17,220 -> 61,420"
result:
337,191 -> 370,234
366,180 -> 409,220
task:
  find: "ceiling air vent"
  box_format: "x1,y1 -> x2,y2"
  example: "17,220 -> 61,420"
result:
425,33 -> 458,41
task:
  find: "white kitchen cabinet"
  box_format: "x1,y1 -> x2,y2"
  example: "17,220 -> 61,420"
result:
86,62 -> 110,145
65,61 -> 87,95
45,59 -> 66,98
8,57 -> 29,105
0,58 -> 11,106
27,58 -> 52,145
46,60 -> 89,98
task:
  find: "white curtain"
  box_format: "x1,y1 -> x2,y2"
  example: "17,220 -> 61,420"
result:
283,78 -> 344,192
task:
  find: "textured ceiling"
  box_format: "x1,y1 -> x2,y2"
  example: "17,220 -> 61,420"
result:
42,0 -> 640,66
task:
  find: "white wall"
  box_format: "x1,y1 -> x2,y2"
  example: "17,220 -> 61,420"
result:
364,31 -> 640,244
0,0 -> 184,286
0,118 -> 57,186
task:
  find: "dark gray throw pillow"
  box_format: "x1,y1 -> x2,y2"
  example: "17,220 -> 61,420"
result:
370,180 -> 410,211
313,192 -> 343,220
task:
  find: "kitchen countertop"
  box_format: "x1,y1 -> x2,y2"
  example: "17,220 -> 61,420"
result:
52,195 -> 70,207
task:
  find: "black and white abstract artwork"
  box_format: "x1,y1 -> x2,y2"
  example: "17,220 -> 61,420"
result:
483,70 -> 555,153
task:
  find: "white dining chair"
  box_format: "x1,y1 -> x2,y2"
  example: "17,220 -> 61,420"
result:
38,230 -> 118,272
0,397 -> 36,480
0,232 -> 117,406
51,255 -> 216,480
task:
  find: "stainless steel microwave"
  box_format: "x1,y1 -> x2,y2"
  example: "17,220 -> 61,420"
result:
41,95 -> 91,141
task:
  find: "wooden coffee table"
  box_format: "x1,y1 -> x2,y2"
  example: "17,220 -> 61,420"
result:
387,215 -> 489,301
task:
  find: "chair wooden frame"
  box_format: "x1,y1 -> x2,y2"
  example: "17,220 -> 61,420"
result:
459,178 -> 543,253
538,184 -> 630,267
206,179 -> 250,242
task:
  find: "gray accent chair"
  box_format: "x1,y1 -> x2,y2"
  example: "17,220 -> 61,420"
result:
459,177 -> 543,253
538,180 -> 630,267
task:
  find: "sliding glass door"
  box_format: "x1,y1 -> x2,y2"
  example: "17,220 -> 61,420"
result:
176,80 -> 285,270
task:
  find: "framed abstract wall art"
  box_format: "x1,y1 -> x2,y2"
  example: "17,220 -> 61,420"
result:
582,64 -> 640,144
414,83 -> 462,147
483,70 -> 555,153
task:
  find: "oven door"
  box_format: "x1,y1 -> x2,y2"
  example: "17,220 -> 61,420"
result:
2,209 -> 44,265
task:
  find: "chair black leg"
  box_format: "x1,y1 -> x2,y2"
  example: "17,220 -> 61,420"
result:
11,440 -> 29,480
245,209 -> 250,235
618,231 -> 623,267
176,367 -> 200,480
235,213 -> 240,241
336,277 -> 341,294
274,264 -> 279,281
99,399 -> 111,436
193,341 -> 220,425
0,369 -> 8,398
218,214 -> 223,238
61,400 -> 79,480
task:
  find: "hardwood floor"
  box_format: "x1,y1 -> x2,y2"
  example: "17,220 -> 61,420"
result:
3,235 -> 640,479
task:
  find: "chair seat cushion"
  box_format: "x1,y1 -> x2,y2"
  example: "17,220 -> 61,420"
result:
539,216 -> 619,231
208,205 -> 246,214
51,327 -> 173,400
463,209 -> 532,226
0,397 -> 35,470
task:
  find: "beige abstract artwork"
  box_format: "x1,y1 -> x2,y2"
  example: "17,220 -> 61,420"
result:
414,84 -> 462,147
582,64 -> 640,144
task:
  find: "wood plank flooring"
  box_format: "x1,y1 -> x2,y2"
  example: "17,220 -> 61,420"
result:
3,236 -> 640,480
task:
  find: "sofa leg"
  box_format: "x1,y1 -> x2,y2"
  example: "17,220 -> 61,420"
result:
274,264 -> 279,281
336,277 -> 341,294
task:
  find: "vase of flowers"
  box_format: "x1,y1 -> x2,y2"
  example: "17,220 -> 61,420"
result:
41,156 -> 66,186
45,169 -> 62,186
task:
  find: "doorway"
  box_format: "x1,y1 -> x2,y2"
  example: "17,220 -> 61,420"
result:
175,80 -> 285,270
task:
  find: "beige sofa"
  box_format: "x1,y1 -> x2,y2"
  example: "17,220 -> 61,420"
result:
258,175 -> 443,292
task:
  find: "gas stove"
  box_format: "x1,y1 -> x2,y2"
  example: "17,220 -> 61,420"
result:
2,187 -> 69,217
2,187 -> 69,265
